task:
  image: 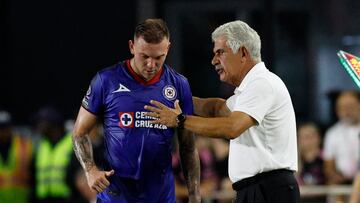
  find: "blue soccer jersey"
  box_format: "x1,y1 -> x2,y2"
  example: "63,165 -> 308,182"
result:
82,60 -> 193,203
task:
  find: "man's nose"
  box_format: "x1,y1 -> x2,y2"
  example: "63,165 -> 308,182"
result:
147,58 -> 156,68
211,55 -> 218,66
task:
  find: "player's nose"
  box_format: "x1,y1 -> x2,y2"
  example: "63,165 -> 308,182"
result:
147,58 -> 157,68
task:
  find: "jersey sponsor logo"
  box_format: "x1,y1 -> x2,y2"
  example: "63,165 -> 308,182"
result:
82,98 -> 89,107
112,84 -> 131,93
162,85 -> 177,101
86,86 -> 91,96
118,111 -> 167,129
118,112 -> 134,128
82,85 -> 92,107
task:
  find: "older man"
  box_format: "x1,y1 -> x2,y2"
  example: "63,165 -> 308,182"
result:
145,20 -> 299,203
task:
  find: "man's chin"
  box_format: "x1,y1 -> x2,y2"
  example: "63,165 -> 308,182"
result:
144,74 -> 156,81
219,75 -> 226,82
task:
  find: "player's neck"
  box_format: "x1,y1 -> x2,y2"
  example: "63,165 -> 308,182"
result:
127,59 -> 163,86
129,59 -> 140,77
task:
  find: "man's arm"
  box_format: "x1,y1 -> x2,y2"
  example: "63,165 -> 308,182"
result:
177,129 -> 201,203
145,100 -> 256,139
72,106 -> 114,193
183,112 -> 255,139
192,96 -> 230,117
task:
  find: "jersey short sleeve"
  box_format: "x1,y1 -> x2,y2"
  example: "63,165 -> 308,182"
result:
82,73 -> 104,114
177,76 -> 194,116
231,78 -> 274,124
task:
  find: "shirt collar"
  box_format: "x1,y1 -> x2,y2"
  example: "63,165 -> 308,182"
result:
234,62 -> 268,93
125,60 -> 164,86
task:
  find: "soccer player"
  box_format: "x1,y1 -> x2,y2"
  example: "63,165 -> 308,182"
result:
72,18 -> 200,203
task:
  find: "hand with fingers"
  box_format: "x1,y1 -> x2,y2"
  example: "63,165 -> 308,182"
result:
144,99 -> 182,127
85,167 -> 115,193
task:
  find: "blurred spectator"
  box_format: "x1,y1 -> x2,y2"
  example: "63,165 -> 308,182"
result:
211,139 -> 229,182
29,106 -> 84,203
297,122 -> 326,203
211,138 -> 232,203
323,91 -> 360,185
172,136 -> 218,202
0,110 -> 32,203
297,122 -> 325,185
196,137 -> 218,195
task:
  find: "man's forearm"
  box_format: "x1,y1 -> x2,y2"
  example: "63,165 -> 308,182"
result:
72,134 -> 95,172
184,114 -> 254,139
178,130 -> 200,201
193,96 -> 226,117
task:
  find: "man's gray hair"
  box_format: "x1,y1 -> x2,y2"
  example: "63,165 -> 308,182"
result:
212,20 -> 261,62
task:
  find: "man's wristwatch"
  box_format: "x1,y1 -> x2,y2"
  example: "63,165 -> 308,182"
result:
176,113 -> 186,129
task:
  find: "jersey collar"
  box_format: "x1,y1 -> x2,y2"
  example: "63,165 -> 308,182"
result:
125,60 -> 164,86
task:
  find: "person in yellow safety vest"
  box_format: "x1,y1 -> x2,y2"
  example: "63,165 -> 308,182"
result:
0,110 -> 33,203
30,106 -> 87,203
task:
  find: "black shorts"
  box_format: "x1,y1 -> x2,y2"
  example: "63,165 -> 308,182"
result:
232,169 -> 300,203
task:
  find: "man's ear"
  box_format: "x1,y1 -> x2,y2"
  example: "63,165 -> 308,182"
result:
238,46 -> 247,62
129,40 -> 134,54
241,46 -> 248,57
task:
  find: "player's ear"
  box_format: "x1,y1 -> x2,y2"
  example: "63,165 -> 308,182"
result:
167,42 -> 171,51
129,40 -> 135,54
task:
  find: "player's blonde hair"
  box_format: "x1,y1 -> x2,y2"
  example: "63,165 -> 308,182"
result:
134,18 -> 170,43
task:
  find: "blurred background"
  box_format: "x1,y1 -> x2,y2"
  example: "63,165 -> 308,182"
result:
2,0 -> 360,202
0,0 -> 360,203
1,0 -> 360,126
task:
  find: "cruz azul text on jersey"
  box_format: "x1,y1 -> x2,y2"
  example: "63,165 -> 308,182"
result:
118,111 -> 167,129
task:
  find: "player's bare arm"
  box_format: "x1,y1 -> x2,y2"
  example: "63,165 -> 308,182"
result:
192,96 -> 230,117
177,129 -> 201,203
145,100 -> 256,139
73,107 -> 98,172
72,106 -> 114,192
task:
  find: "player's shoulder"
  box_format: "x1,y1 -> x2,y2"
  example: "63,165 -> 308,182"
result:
163,64 -> 189,83
97,61 -> 125,76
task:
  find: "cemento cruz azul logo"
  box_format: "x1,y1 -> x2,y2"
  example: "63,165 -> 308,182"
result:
118,111 -> 167,129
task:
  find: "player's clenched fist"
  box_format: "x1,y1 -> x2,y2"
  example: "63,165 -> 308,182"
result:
85,167 -> 115,193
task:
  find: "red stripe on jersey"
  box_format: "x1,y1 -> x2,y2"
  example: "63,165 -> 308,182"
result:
126,60 -> 163,86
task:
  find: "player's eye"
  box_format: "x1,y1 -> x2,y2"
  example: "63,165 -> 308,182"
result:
155,55 -> 164,60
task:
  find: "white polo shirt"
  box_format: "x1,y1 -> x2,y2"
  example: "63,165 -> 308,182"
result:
226,62 -> 298,183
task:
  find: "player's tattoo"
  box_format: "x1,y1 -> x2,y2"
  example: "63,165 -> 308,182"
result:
178,129 -> 200,201
72,135 -> 95,172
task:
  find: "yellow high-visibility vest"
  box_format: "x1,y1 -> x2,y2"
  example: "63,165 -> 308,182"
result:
0,136 -> 32,203
35,133 -> 73,199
